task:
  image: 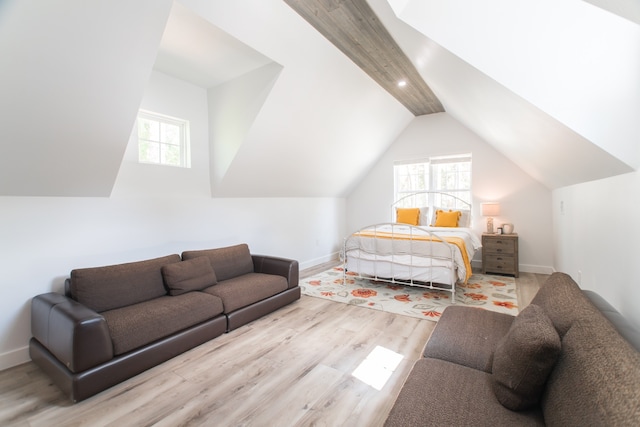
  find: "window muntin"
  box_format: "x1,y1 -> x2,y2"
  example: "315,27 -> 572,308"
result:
394,154 -> 471,209
137,110 -> 190,168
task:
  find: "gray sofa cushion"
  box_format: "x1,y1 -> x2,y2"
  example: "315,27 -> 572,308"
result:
70,254 -> 180,312
162,256 -> 217,296
530,272 -> 600,337
541,316 -> 640,426
491,304 -> 561,411
384,358 -> 544,427
182,244 -> 254,282
423,305 -> 515,372
101,292 -> 224,355
203,272 -> 288,313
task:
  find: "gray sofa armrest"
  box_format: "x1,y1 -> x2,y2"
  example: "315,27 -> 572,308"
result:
252,255 -> 299,289
583,290 -> 640,351
31,292 -> 113,373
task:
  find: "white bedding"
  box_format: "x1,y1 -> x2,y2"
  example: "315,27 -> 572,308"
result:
343,224 -> 482,284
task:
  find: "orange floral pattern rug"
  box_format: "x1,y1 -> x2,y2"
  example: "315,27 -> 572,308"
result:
300,267 -> 519,321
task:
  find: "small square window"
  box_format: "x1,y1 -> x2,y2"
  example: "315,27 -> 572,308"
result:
137,110 -> 190,168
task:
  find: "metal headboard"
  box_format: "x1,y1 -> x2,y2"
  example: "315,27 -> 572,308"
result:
392,191 -> 471,210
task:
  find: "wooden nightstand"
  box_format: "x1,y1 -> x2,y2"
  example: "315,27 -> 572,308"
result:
482,233 -> 519,277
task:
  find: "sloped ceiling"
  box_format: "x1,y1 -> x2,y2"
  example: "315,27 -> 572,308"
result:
0,0 -> 637,197
0,0 -> 174,196
386,0 -> 639,172
374,0 -> 637,189
283,0 -> 443,115
180,0 -> 414,197
153,1 -> 274,88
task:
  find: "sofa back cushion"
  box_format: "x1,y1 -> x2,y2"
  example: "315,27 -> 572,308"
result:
530,272 -> 600,337
491,304 -> 561,411
182,244 -> 254,282
70,254 -> 180,312
541,316 -> 640,425
162,256 -> 217,296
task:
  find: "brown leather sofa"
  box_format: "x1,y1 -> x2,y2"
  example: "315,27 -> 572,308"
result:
29,244 -> 299,403
385,273 -> 640,426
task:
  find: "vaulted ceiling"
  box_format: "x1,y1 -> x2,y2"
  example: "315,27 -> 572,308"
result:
0,0 -> 637,197
284,0 -> 443,116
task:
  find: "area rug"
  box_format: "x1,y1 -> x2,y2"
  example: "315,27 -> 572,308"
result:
300,267 -> 518,321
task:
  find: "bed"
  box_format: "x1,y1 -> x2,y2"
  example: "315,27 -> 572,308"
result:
342,192 -> 482,303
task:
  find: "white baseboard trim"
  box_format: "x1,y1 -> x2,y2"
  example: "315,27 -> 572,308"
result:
0,345 -> 29,371
299,252 -> 340,271
519,264 -> 556,275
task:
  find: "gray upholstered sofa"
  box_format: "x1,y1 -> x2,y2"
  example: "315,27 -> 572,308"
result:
385,272 -> 640,426
29,244 -> 299,402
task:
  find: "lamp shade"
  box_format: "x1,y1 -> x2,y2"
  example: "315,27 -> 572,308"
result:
481,202 -> 500,217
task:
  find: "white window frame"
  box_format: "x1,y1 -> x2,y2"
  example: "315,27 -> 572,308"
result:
136,110 -> 190,168
393,154 -> 472,209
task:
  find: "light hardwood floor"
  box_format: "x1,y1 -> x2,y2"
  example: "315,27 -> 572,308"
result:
0,264 -> 548,427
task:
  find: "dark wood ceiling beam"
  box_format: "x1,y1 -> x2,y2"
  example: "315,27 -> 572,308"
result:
284,0 -> 444,116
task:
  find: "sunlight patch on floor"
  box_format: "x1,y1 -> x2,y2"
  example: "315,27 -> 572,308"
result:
352,345 -> 404,390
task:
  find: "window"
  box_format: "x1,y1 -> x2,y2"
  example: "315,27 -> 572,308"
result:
137,110 -> 190,167
394,154 -> 471,209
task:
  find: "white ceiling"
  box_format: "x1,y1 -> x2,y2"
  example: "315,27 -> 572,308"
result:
0,0 -> 637,197
387,0 -> 640,170
154,2 -> 273,88
375,0 -> 635,189
0,0 -> 174,196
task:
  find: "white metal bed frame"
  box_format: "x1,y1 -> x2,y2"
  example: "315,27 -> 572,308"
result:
342,192 -> 472,303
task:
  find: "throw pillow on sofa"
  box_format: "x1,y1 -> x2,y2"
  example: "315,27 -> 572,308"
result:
182,244 -> 254,282
491,303 -> 561,411
162,256 -> 217,296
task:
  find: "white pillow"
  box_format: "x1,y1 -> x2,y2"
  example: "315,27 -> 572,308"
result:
419,207 -> 431,226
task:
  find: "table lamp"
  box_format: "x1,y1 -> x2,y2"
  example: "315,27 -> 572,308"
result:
481,202 -> 500,234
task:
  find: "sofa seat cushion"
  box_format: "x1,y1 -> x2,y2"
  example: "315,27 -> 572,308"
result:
162,256 -> 217,296
101,292 -> 224,356
182,244 -> 254,282
70,254 -> 181,312
491,304 -> 561,411
423,306 -> 514,372
202,273 -> 288,313
541,317 -> 640,426
385,358 -> 544,427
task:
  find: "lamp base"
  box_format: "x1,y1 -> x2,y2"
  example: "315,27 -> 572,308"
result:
486,217 -> 494,234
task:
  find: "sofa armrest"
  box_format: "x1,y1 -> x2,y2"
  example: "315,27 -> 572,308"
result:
583,290 -> 640,351
252,255 -> 299,289
31,292 -> 113,373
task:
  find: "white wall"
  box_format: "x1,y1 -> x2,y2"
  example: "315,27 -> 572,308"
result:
347,113 -> 554,272
0,70 -> 346,370
553,170 -> 640,329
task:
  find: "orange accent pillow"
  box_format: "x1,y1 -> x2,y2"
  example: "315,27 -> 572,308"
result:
396,208 -> 420,225
434,209 -> 461,227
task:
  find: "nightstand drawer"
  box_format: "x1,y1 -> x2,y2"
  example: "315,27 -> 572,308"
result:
484,256 -> 516,273
483,238 -> 516,254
